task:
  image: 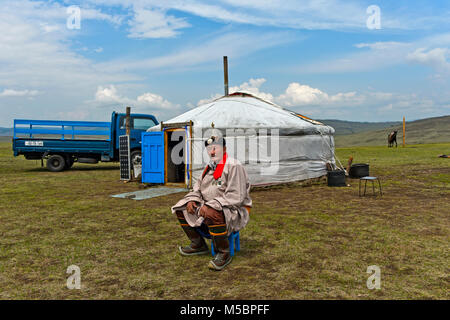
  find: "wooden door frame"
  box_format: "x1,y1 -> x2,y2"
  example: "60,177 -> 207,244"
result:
161,121 -> 193,188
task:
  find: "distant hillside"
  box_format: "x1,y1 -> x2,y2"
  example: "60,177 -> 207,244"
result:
0,127 -> 13,136
334,115 -> 450,147
318,119 -> 401,135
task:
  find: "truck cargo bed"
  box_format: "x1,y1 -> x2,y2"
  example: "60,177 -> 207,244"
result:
12,119 -> 113,158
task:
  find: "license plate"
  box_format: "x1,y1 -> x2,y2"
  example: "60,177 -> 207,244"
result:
25,140 -> 44,146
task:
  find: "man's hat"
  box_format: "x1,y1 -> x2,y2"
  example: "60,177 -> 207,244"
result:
204,135 -> 226,147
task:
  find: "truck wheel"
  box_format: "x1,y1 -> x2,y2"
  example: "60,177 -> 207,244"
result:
130,150 -> 142,179
131,150 -> 142,167
47,155 -> 66,172
65,156 -> 74,169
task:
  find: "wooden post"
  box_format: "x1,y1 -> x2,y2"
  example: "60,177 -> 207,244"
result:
402,116 -> 406,147
126,106 -> 131,136
189,121 -> 193,189
125,106 -> 131,181
223,56 -> 229,96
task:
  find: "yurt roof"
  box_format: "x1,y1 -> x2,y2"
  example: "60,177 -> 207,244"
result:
148,92 -> 334,135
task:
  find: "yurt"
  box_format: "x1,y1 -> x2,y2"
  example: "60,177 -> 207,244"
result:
142,92 -> 335,188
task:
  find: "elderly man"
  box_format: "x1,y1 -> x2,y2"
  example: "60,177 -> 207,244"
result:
172,136 -> 252,271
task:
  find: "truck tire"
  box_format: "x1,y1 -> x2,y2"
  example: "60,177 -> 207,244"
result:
131,150 -> 142,179
65,156 -> 74,169
131,150 -> 142,167
47,155 -> 66,172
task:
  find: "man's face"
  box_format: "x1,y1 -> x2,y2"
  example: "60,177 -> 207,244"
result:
206,144 -> 225,162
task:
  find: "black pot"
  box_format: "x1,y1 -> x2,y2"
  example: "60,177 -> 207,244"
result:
349,163 -> 369,178
327,170 -> 346,187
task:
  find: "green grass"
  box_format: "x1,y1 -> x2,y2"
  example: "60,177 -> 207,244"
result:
0,142 -> 449,299
334,115 -> 450,147
319,119 -> 400,135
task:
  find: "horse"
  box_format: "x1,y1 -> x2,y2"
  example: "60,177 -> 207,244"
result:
388,130 -> 398,147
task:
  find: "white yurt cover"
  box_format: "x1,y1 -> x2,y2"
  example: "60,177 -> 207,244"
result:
148,92 -> 335,186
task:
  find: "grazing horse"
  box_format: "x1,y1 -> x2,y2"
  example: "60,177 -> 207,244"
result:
388,131 -> 398,147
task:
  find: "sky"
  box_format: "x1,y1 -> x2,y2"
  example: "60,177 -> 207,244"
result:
0,0 -> 449,127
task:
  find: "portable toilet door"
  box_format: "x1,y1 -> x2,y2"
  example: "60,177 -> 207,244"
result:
141,131 -> 165,184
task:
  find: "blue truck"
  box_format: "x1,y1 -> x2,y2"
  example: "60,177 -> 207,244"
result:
12,111 -> 158,172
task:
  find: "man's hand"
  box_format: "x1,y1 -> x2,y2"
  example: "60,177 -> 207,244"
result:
186,201 -> 198,215
198,205 -> 208,218
198,205 -> 219,218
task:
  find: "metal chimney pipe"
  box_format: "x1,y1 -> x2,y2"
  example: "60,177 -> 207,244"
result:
223,56 -> 229,96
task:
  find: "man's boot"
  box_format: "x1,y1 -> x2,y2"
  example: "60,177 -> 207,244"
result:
176,211 -> 209,256
209,229 -> 232,271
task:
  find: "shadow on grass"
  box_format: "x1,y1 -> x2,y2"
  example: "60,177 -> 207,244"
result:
27,166 -> 120,172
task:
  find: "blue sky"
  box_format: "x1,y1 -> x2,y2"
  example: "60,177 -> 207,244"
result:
0,0 -> 449,127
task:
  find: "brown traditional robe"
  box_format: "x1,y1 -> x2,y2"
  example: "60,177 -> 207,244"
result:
172,157 -> 252,235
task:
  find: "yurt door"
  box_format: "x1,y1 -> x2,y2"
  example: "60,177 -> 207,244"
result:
141,131 -> 165,183
164,128 -> 187,186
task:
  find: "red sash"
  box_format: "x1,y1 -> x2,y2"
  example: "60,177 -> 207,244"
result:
213,152 -> 227,180
202,153 -> 227,180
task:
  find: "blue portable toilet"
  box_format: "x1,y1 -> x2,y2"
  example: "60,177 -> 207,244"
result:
141,131 -> 165,184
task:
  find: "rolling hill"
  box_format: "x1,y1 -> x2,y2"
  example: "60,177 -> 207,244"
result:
332,115 -> 450,147
318,119 -> 401,135
0,127 -> 13,136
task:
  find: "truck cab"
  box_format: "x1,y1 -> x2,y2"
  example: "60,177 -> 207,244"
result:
113,112 -> 158,155
112,112 -> 158,168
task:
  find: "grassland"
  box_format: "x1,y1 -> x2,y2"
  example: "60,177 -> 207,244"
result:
334,115 -> 450,147
319,119 -> 400,135
0,141 -> 449,299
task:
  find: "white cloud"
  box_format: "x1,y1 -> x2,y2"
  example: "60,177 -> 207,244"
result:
98,31 -> 295,73
95,85 -> 177,110
197,78 -> 274,105
276,83 -> 363,107
86,0 -> 450,31
1,0 -> 449,126
197,78 -> 362,107
407,47 -> 450,73
0,89 -> 40,97
0,1 -> 137,90
0,0 -> 142,126
229,78 -> 274,102
128,7 -> 191,39
80,7 -> 124,25
137,92 -> 174,109
277,83 -> 329,105
194,78 -> 447,121
39,23 -> 61,33
298,33 -> 450,74
197,95 -> 221,106
354,41 -> 406,50
95,85 -> 128,103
